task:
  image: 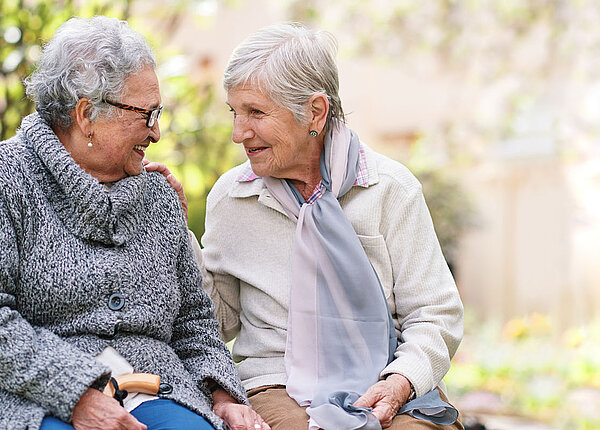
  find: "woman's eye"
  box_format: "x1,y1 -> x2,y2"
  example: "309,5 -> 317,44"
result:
250,109 -> 264,115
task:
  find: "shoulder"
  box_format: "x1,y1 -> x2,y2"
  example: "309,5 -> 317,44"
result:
206,162 -> 253,208
0,134 -> 28,181
364,146 -> 422,200
0,134 -> 31,202
144,171 -> 185,219
0,135 -> 33,233
146,170 -> 175,195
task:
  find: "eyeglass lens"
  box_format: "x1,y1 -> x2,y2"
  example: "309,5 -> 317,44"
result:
147,106 -> 162,127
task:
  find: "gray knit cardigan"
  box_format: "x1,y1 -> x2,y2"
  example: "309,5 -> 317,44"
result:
0,113 -> 247,430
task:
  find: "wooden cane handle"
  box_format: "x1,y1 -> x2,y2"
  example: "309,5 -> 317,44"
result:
103,373 -> 161,397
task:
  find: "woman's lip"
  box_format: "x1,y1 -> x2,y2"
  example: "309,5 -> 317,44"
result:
246,147 -> 268,156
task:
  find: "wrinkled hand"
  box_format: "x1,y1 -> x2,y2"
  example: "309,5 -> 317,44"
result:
212,388 -> 270,430
143,159 -> 188,221
353,374 -> 412,429
71,388 -> 146,430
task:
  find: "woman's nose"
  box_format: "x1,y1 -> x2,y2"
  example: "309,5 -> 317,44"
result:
231,115 -> 253,143
149,120 -> 160,143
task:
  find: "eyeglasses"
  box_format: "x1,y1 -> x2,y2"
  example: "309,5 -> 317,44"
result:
104,100 -> 163,128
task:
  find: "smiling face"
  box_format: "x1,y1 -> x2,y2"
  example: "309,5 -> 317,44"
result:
78,65 -> 161,182
227,85 -> 322,183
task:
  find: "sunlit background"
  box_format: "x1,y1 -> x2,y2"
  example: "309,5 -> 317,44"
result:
2,1 -> 600,428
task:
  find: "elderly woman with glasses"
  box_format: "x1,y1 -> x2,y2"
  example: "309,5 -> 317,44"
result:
155,23 -> 465,430
0,16 -> 269,430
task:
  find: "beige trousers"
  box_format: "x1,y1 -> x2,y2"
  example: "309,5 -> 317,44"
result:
248,385 -> 464,430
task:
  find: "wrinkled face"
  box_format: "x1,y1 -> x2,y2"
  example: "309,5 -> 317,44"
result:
87,66 -> 161,182
226,84 -> 312,180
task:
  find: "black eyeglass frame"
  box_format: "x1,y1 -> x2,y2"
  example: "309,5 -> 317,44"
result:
104,100 -> 163,127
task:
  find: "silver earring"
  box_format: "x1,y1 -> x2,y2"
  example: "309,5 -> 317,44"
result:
309,130 -> 318,136
87,132 -> 93,148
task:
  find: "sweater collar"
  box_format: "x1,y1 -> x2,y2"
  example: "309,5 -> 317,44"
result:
21,113 -> 146,246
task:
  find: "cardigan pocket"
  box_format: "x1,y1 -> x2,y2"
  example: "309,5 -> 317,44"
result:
357,234 -> 395,314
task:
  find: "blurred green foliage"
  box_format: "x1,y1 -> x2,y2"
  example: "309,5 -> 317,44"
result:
0,0 -> 241,237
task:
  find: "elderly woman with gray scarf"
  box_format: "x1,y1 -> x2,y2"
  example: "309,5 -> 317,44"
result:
153,23 -> 465,430
0,16 -> 269,430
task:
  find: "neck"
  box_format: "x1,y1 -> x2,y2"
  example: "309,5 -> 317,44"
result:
289,176 -> 321,201
53,124 -> 73,147
54,124 -> 85,166
288,138 -> 324,200
54,125 -> 119,183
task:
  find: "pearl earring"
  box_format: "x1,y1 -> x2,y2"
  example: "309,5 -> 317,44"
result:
87,132 -> 93,148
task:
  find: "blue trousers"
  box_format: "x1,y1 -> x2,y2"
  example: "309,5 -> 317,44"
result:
40,399 -> 215,430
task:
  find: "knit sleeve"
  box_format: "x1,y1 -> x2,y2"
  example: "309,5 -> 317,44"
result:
379,182 -> 464,397
198,174 -> 243,342
0,195 -> 111,422
170,228 -> 248,405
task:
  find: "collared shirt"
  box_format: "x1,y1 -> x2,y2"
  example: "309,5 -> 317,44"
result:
236,144 -> 370,203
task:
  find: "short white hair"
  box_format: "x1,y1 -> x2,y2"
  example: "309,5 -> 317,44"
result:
223,22 -> 344,131
25,16 -> 156,129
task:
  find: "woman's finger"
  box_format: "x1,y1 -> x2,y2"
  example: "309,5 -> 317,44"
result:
143,160 -> 170,175
251,410 -> 271,430
370,401 -> 395,423
119,411 -> 148,430
258,418 -> 271,430
166,174 -> 188,220
354,386 -> 380,408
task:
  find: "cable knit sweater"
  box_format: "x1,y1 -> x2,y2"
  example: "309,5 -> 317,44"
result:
0,113 -> 247,430
200,145 -> 463,398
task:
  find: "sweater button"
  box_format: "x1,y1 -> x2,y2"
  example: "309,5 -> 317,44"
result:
158,383 -> 173,394
108,293 -> 125,311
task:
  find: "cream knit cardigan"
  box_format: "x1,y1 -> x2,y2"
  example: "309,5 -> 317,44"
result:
198,145 -> 463,398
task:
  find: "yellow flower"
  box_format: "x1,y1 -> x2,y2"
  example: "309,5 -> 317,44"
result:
562,327 -> 585,348
504,318 -> 528,339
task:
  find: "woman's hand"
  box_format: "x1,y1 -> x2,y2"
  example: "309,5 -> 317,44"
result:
212,388 -> 271,430
71,388 -> 147,430
142,160 -> 188,221
353,374 -> 412,429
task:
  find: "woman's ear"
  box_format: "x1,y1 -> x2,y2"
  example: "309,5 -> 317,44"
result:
74,98 -> 93,137
309,93 -> 329,134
